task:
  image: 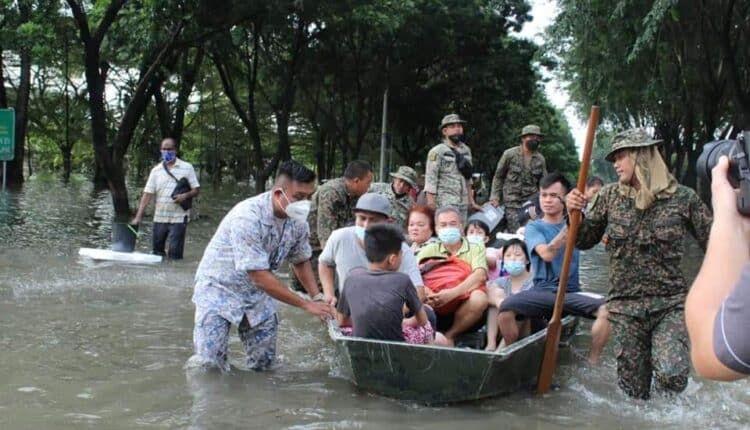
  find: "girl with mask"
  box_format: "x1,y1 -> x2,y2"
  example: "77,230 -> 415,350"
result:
464,218 -> 505,282
485,238 -> 533,351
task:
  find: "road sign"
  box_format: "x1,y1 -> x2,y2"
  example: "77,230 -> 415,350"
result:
0,109 -> 15,161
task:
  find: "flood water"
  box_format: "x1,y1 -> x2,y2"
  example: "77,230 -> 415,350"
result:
1,174 -> 748,429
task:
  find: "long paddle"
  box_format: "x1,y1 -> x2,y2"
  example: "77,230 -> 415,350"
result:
536,105 -> 600,395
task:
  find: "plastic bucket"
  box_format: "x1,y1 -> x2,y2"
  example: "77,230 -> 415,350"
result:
112,222 -> 139,252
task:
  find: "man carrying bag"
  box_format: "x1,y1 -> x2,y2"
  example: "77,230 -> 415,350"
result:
133,137 -> 200,259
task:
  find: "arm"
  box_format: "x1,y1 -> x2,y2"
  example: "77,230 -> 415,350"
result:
533,225 -> 567,263
686,156 -> 749,380
291,260 -> 320,298
490,152 -> 509,204
566,188 -> 608,250
248,270 -> 333,320
132,192 -> 153,224
687,188 -> 713,251
453,268 -> 487,295
319,263 -> 337,306
424,148 -> 439,208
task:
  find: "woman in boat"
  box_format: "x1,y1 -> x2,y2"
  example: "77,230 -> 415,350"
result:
408,204 -> 438,253
485,238 -> 533,351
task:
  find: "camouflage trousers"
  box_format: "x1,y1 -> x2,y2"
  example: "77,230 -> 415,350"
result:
610,306 -> 689,400
504,206 -> 523,233
189,308 -> 278,372
290,249 -> 322,292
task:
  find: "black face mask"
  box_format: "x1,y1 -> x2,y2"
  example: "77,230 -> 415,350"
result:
448,134 -> 465,145
526,139 -> 541,151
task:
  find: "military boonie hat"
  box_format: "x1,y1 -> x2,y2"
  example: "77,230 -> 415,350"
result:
353,192 -> 392,218
439,113 -> 467,131
605,128 -> 662,162
518,124 -> 544,138
390,166 -> 418,188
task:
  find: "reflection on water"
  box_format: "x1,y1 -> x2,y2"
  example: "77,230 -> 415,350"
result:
1,176 -> 748,429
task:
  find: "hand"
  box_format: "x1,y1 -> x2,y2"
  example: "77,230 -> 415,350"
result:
565,189 -> 587,213
711,156 -> 750,234
173,193 -> 188,203
527,205 -> 537,220
490,198 -> 499,207
323,293 -> 337,307
131,215 -> 142,225
302,301 -> 334,322
426,288 -> 458,308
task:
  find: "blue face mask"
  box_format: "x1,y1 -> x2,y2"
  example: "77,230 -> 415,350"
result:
354,225 -> 366,241
161,151 -> 176,162
504,260 -> 526,276
437,227 -> 462,245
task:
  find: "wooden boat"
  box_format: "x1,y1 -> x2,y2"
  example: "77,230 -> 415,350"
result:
327,315 -> 579,404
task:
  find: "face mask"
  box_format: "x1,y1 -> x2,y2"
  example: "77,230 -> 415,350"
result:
466,234 -> 485,245
438,227 -> 462,245
448,134 -> 465,145
505,260 -> 526,276
280,189 -> 311,222
161,151 -> 176,162
354,225 -> 366,241
526,139 -> 541,151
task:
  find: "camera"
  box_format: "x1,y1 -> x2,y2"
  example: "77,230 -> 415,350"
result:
696,130 -> 750,215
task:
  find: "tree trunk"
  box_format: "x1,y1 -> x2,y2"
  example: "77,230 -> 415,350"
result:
6,1 -> 33,186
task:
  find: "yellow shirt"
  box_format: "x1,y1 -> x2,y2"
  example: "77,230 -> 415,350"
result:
416,239 -> 488,274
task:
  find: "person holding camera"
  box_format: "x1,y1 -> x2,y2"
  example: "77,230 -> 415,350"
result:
686,155 -> 750,381
424,114 -> 481,221
133,137 -> 200,259
489,124 -> 547,233
565,128 -> 712,400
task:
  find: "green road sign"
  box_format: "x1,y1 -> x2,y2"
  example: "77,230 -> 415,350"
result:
0,109 -> 15,161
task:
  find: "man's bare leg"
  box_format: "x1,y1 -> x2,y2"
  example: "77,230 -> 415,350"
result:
589,305 -> 610,365
497,309 -> 520,346
444,290 -> 488,345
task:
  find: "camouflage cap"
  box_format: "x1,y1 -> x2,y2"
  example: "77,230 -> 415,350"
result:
518,124 -> 544,138
439,113 -> 467,131
605,128 -> 662,162
389,166 -> 418,188
353,192 -> 392,218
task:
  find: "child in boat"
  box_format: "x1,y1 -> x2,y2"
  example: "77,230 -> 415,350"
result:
485,238 -> 534,351
465,217 -> 504,282
336,223 -> 438,344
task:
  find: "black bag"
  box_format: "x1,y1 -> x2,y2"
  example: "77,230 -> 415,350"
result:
451,148 -> 474,179
163,162 -> 193,210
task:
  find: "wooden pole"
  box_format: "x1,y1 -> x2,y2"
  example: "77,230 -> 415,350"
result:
536,105 -> 600,395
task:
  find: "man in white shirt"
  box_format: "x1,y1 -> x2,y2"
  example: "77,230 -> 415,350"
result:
133,137 -> 200,259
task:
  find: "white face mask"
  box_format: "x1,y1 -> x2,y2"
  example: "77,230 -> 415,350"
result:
280,189 -> 311,222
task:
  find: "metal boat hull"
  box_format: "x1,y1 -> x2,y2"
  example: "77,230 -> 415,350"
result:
328,316 -> 578,403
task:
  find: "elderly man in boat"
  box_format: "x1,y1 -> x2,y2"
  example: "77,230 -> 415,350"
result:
496,172 -> 610,363
417,206 -> 489,346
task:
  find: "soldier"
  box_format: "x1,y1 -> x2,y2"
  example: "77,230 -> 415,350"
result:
490,124 -> 547,233
290,160 -> 373,291
424,114 -> 481,221
369,166 -> 418,230
566,128 -> 713,400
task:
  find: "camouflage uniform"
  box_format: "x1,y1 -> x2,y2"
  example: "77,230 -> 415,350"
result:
291,177 -> 359,291
576,183 -> 712,399
369,182 -> 414,230
424,141 -> 472,220
490,146 -> 546,233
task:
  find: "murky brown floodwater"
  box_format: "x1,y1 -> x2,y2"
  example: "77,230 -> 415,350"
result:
1,174 -> 748,429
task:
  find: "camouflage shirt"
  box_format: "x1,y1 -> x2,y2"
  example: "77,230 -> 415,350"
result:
490,146 -> 546,207
369,182 -> 414,229
424,141 -> 472,211
575,183 -> 712,315
307,177 -> 358,251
